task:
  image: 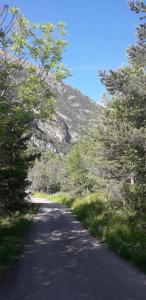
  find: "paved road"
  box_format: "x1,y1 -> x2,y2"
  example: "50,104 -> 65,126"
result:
1,198 -> 146,300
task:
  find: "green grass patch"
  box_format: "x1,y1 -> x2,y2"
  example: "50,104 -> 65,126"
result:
40,191 -> 146,273
33,192 -> 72,206
0,203 -> 37,274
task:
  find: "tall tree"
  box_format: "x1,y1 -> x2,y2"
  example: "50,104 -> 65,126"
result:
97,0 -> 146,210
0,6 -> 68,211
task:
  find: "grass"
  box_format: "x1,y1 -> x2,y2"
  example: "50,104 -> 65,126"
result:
33,192 -> 72,206
34,191 -> 146,273
0,203 -> 37,274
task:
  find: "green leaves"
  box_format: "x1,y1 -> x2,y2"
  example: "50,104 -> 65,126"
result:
97,2 -> 146,210
0,5 -> 69,212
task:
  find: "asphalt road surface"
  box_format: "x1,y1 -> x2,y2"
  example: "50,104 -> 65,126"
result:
0,198 -> 146,300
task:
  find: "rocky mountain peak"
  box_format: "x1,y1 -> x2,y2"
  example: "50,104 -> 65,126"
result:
32,81 -> 100,153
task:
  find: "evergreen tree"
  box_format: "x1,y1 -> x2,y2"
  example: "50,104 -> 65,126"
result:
98,0 -> 146,210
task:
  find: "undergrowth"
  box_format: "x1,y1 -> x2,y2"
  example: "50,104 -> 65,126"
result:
0,203 -> 37,274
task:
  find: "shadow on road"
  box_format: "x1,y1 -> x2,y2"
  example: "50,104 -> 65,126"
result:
1,202 -> 146,300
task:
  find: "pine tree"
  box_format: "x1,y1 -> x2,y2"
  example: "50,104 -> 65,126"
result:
97,0 -> 146,210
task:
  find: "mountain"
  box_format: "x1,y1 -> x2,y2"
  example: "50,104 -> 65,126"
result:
32,81 -> 100,153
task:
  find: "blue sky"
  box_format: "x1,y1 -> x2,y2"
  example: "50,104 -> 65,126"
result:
4,0 -> 139,102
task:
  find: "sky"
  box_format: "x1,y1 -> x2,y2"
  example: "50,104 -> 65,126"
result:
2,0 -> 139,102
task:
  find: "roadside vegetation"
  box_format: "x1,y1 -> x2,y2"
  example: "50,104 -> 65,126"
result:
0,5 -> 68,213
0,204 -> 37,274
34,192 -> 146,273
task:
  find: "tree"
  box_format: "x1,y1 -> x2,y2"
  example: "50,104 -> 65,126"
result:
0,5 -> 69,211
29,152 -> 63,194
62,142 -> 98,196
97,0 -> 146,210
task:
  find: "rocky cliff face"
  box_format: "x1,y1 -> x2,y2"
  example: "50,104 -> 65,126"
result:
32,81 -> 99,153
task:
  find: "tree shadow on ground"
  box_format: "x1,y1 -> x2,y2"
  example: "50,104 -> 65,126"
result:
0,202 -> 146,300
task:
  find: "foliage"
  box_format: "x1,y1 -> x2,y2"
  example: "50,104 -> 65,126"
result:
97,1 -> 146,211
65,146 -> 91,196
0,5 -> 68,212
62,137 -> 103,196
29,134 -> 103,197
29,152 -> 64,194
0,203 -> 37,273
